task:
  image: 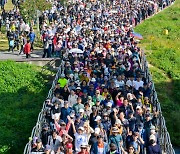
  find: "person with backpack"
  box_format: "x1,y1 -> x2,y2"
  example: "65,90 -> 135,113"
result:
8,31 -> 15,52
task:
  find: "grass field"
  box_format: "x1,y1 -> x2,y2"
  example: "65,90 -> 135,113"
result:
135,0 -> 180,146
0,61 -> 52,153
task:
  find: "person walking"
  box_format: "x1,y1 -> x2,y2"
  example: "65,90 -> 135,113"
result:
24,40 -> 31,58
29,28 -> 36,52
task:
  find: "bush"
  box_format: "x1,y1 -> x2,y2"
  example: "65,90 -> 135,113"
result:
0,61 -> 51,153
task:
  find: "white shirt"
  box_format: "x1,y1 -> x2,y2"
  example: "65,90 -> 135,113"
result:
74,133 -> 88,152
134,80 -> 144,90
68,94 -> 78,107
126,80 -> 136,87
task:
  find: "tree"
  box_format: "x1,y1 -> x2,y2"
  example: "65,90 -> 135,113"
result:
19,0 -> 52,23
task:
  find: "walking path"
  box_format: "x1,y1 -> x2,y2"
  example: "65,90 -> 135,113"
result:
0,50 -> 43,61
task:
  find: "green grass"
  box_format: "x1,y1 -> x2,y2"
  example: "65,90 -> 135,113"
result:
135,0 -> 180,146
0,61 -> 52,153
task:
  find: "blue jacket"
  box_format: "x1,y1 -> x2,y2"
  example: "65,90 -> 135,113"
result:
29,32 -> 36,42
91,142 -> 109,154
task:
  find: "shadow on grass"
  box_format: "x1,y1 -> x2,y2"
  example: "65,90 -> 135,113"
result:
153,79 -> 180,147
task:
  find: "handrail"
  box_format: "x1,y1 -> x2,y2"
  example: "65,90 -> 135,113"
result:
141,51 -> 175,154
23,59 -> 63,154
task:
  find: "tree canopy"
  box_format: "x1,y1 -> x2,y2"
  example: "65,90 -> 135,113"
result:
19,0 -> 52,23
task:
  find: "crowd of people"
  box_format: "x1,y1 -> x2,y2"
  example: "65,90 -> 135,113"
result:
28,0 -> 176,153
0,1 -> 36,58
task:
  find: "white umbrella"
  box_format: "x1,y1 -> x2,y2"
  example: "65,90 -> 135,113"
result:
109,10 -> 118,14
69,48 -> 84,54
148,1 -> 154,4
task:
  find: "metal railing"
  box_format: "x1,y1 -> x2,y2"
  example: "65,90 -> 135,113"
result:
23,2 -> 176,153
141,51 -> 175,154
23,59 -> 64,154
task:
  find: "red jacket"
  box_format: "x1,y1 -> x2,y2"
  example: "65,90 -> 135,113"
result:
24,43 -> 31,54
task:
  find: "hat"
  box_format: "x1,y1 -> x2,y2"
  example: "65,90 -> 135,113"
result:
66,143 -> 73,149
36,138 -> 42,143
146,107 -> 151,111
61,74 -> 65,78
106,102 -> 112,107
92,106 -> 97,111
79,108 -> 84,113
88,96 -> 92,100
76,87 -> 81,90
45,145 -> 51,151
94,116 -> 101,121
94,127 -> 101,134
96,98 -> 100,102
103,112 -> 108,116
80,143 -> 88,148
112,127 -> 119,133
70,112 -> 75,118
115,119 -> 122,125
104,76 -> 108,80
91,78 -> 96,82
78,127 -> 84,131
136,106 -> 141,110
149,134 -> 156,141
116,84 -> 120,88
75,68 -> 79,72
150,125 -> 156,130
64,101 -> 69,105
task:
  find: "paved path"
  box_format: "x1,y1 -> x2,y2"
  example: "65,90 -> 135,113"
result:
0,50 -> 44,61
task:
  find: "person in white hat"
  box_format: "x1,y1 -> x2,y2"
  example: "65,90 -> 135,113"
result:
148,134 -> 161,154
71,119 -> 88,152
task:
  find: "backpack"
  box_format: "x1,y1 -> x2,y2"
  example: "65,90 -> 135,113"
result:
9,40 -> 14,47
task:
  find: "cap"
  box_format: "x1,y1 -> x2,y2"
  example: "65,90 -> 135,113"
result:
103,112 -> 108,116
76,87 -> 81,90
88,96 -> 92,100
112,127 -> 119,133
64,101 -> 69,105
106,102 -> 112,107
36,138 -> 42,143
149,134 -> 156,141
96,98 -> 100,102
80,143 -> 88,148
115,119 -> 122,125
61,74 -> 65,78
116,84 -> 120,88
79,108 -> 84,113
66,143 -> 73,149
136,106 -> 141,110
146,107 -> 151,111
150,125 -> 156,130
91,78 -> 96,82
94,116 -> 101,121
78,127 -> 85,131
